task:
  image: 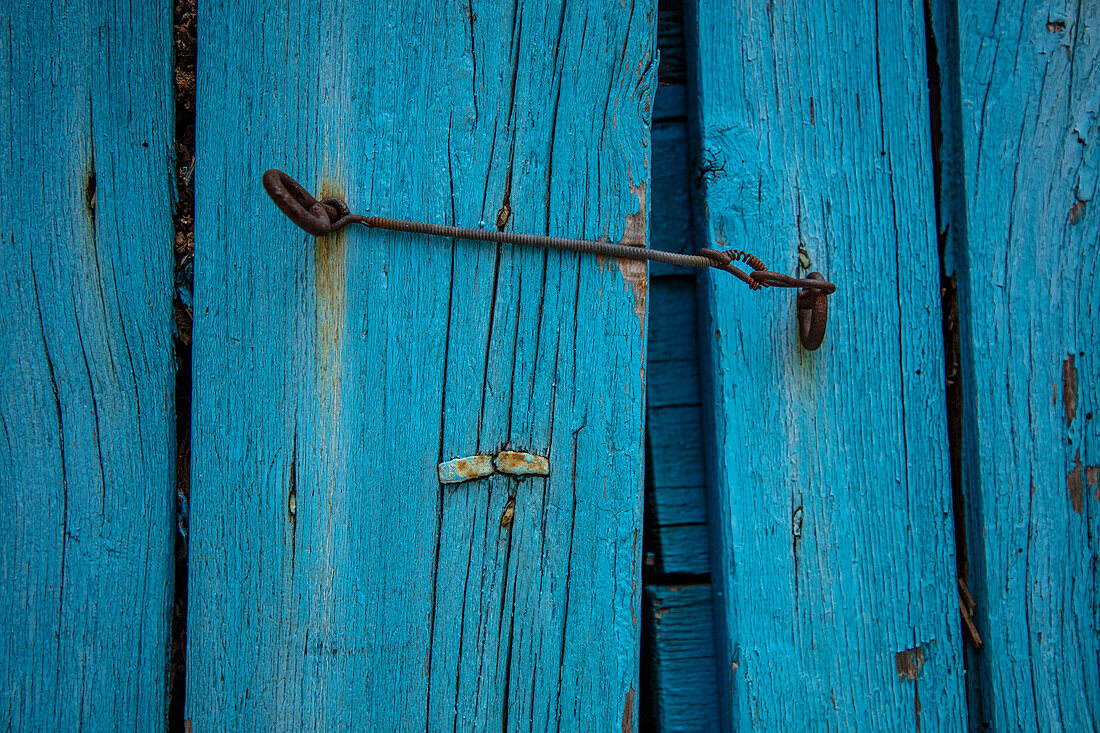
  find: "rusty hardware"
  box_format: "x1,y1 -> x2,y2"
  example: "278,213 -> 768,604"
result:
438,451 -> 550,485
262,168 -> 836,350
797,273 -> 829,351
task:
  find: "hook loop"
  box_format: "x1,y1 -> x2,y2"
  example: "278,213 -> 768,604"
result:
698,248 -> 761,288
261,169 -> 350,236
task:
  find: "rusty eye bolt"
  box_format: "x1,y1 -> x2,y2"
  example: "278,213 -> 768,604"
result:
261,168 -> 835,350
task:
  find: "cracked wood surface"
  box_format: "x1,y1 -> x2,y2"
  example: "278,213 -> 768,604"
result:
944,1 -> 1100,728
187,1 -> 655,729
0,1 -> 177,728
690,0 -> 966,728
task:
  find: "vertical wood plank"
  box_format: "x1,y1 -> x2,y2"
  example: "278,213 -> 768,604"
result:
187,1 -> 655,728
951,2 -> 1100,727
689,1 -> 967,727
0,2 -> 177,729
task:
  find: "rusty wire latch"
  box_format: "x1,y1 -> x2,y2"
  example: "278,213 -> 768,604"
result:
262,169 -> 836,350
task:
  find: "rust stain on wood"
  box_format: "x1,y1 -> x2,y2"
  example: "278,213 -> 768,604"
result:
1068,198 -> 1087,225
315,177 -> 348,409
1063,354 -> 1078,426
1068,448 -> 1084,514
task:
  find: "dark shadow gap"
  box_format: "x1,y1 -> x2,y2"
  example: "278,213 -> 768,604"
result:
922,0 -> 982,722
641,0 -> 705,729
639,426 -> 658,733
168,0 -> 196,728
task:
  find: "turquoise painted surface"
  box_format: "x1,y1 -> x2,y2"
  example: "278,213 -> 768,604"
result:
1,2 -> 1092,728
689,0 -> 967,728
0,1 -> 177,729
947,1 -> 1100,728
187,0 -> 655,729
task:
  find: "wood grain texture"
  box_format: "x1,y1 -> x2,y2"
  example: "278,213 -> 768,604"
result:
187,1 -> 655,729
642,585 -> 720,731
689,1 -> 967,728
647,404 -> 709,576
650,125 -> 696,277
950,1 -> 1100,727
0,1 -> 177,729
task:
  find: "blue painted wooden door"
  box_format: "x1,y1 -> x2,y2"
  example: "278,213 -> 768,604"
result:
3,0 -> 1098,731
693,0 -> 967,726
947,2 -> 1099,727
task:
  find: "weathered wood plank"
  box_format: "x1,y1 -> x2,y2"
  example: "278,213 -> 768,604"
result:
689,1 -> 967,727
187,1 -> 655,729
650,123 -> 695,272
655,5 -> 687,87
653,85 -> 687,124
948,2 -> 1100,727
649,406 -> 707,491
647,403 -> 710,575
646,358 -> 700,407
642,63 -> 720,720
648,524 -> 710,577
647,277 -> 698,362
648,483 -> 707,528
0,2 -> 177,728
643,585 -> 720,731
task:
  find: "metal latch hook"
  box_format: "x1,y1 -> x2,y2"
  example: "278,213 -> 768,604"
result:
261,168 -> 835,350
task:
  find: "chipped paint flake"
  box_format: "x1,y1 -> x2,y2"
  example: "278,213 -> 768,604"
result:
494,451 -> 550,477
1068,449 -> 1084,514
895,645 -> 926,680
500,497 -> 515,527
438,455 -> 495,485
621,687 -> 634,733
1063,354 -> 1078,426
616,181 -> 648,337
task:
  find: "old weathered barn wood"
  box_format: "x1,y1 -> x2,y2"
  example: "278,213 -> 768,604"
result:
185,0 -> 654,728
2,1 -> 1097,730
690,0 -> 967,727
944,0 -> 1099,728
0,1 -> 177,728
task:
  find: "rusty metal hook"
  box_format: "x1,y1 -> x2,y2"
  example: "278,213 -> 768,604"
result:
261,168 -> 835,351
700,248 -> 832,350
261,168 -> 367,235
797,273 -> 829,351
